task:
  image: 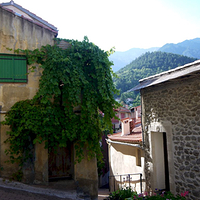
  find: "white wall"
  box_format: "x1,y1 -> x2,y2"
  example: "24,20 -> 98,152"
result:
109,143 -> 145,193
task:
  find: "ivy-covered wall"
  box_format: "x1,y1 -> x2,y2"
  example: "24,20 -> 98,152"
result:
141,73 -> 200,199
0,6 -> 116,200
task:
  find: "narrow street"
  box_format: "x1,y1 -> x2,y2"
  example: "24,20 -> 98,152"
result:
0,178 -> 110,200
0,186 -> 72,200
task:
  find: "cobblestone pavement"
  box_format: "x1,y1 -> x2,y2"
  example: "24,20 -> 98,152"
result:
0,186 -> 72,200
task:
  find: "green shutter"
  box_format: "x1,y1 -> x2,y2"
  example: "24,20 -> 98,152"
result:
0,55 -> 27,83
0,55 -> 13,82
14,57 -> 27,83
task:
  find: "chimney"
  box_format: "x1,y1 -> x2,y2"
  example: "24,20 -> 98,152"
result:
121,118 -> 132,136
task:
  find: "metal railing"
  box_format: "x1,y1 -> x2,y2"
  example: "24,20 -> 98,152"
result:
109,173 -> 143,194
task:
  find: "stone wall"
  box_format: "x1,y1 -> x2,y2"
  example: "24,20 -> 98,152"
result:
141,74 -> 200,199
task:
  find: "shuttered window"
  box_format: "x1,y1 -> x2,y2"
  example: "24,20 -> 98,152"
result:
0,55 -> 27,83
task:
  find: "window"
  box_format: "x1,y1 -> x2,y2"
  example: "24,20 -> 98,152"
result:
0,54 -> 27,83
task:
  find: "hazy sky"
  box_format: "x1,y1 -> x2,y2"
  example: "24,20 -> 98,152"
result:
5,0 -> 200,51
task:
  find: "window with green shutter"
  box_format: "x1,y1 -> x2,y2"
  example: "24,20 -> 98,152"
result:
0,54 -> 27,83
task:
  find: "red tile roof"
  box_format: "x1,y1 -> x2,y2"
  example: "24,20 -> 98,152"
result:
114,107 -> 131,113
108,125 -> 142,144
134,117 -> 141,125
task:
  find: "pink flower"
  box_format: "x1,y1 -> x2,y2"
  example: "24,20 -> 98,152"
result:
181,191 -> 189,197
138,193 -> 143,197
144,191 -> 148,196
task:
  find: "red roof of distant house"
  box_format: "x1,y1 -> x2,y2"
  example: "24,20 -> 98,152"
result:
114,107 -> 131,113
108,125 -> 142,144
134,117 -> 141,125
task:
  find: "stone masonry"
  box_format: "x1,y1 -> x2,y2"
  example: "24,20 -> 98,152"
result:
141,74 -> 200,200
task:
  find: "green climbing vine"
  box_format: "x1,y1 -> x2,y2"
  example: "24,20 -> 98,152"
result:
2,37 -> 119,171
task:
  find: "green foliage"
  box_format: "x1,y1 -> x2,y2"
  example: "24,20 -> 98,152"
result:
2,37 -> 119,168
126,190 -> 188,200
114,51 -> 197,106
11,170 -> 23,182
109,188 -> 188,200
109,187 -> 137,200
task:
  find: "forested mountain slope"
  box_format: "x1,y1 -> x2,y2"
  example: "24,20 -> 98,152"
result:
110,38 -> 200,72
114,51 -> 197,106
159,38 -> 200,59
109,47 -> 159,72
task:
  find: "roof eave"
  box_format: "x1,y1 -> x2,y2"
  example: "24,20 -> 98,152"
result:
1,1 -> 58,32
127,59 -> 200,91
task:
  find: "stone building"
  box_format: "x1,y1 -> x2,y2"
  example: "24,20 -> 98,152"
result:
132,60 -> 200,199
0,1 -> 98,199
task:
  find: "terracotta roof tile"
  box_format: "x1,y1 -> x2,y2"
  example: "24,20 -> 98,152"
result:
108,125 -> 142,144
114,107 -> 131,113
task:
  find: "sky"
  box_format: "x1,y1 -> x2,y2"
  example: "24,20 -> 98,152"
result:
4,0 -> 200,52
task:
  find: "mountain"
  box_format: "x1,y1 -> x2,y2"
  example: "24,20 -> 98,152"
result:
114,51 -> 197,106
109,47 -> 159,72
110,38 -> 200,72
158,38 -> 200,59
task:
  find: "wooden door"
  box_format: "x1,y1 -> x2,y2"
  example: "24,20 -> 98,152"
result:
48,145 -> 72,179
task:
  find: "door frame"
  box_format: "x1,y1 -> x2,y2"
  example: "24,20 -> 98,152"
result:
148,121 -> 175,194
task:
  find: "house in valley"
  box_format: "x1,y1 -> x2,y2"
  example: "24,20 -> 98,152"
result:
107,106 -> 145,194
0,1 -> 98,199
131,60 -> 200,199
112,107 -> 131,133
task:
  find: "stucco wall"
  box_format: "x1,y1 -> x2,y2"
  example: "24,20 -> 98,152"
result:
0,6 -> 56,53
0,6 -> 56,180
141,74 -> 200,199
109,143 -> 145,194
74,146 -> 98,200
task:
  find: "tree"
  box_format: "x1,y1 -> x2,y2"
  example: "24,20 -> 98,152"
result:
2,37 -> 119,173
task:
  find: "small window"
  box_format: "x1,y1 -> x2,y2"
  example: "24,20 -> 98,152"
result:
0,54 -> 27,83
136,149 -> 141,167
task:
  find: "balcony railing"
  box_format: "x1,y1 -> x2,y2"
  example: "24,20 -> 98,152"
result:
109,173 -> 143,194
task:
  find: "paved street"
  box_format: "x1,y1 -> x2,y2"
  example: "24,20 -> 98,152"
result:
0,178 -> 110,200
0,186 -> 72,200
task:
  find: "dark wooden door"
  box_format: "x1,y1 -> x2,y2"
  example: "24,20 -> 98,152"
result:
163,132 -> 170,191
48,145 -> 72,179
